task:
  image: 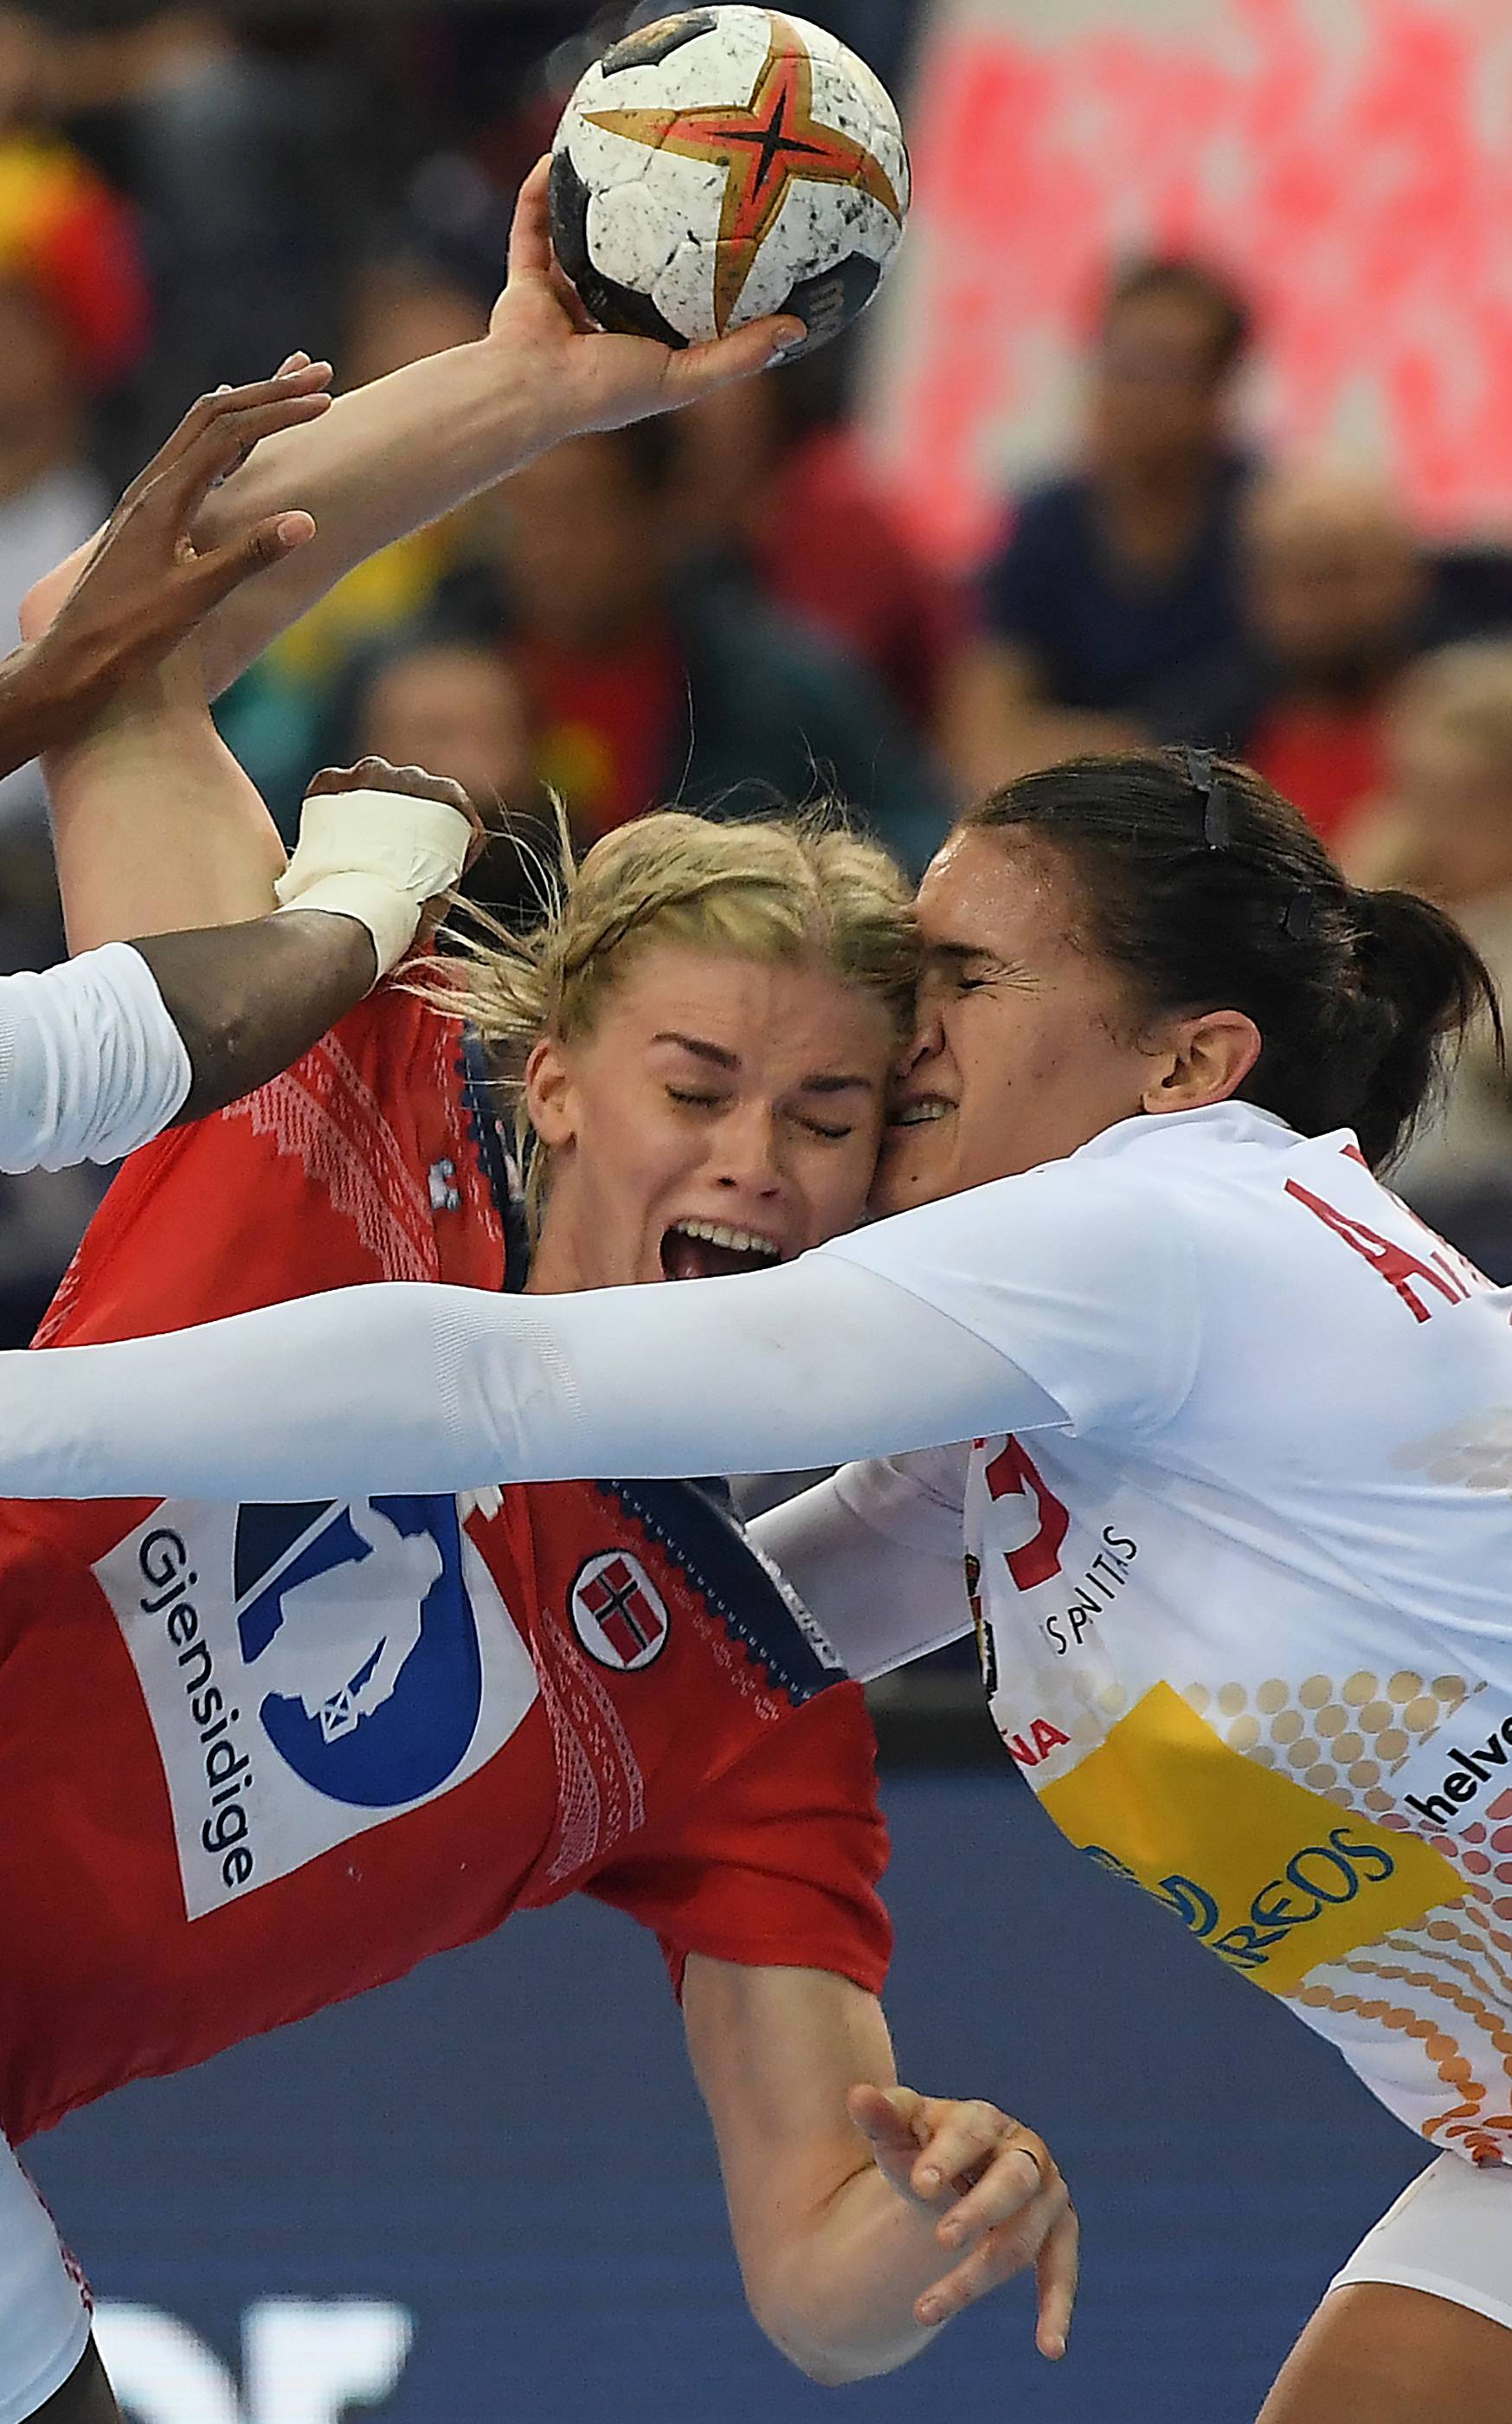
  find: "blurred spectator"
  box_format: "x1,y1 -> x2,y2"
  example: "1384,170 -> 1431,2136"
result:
674,342 -> 966,744
0,126 -> 147,837
944,255 -> 1256,795
346,633 -> 552,928
4,5 -> 365,466
357,636 -> 536,816
441,421 -> 951,875
1238,470 -> 1425,852
1211,469 -> 1512,851
1344,642 -> 1512,1274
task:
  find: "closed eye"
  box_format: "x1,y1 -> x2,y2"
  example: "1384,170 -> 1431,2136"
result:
666,1086 -> 726,1111
926,942 -> 1019,995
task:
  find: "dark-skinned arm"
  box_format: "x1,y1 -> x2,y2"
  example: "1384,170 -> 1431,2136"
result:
133,907 -> 376,1126
0,362 -> 333,785
0,763 -> 477,1174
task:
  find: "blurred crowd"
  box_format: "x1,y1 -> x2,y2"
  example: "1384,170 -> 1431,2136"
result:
0,1 -> 1510,1340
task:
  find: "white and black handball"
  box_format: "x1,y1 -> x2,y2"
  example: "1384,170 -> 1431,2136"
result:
549,8 -> 910,358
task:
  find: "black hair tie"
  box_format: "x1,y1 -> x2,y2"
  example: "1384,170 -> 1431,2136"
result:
1182,745 -> 1234,849
1281,890 -> 1316,941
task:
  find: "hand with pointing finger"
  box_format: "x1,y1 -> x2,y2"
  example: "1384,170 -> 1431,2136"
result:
847,2083 -> 1078,2358
13,358 -> 335,754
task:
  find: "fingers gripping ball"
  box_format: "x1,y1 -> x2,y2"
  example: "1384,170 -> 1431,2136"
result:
549,8 -> 909,357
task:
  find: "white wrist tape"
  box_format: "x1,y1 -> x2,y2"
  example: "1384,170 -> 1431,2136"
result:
275,787 -> 473,979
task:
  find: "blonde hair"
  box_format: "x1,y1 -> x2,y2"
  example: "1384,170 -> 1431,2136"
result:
426,804 -> 919,1229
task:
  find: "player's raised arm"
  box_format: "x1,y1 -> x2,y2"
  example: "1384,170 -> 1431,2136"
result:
85,158 -> 803,701
24,16 -> 906,705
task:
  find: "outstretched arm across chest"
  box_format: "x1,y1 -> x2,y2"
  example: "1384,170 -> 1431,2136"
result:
0,1253 -> 1041,1499
0,1159 -> 1192,1502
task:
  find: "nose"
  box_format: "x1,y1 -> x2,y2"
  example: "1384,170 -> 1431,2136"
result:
711,1100 -> 786,1198
894,988 -> 946,1086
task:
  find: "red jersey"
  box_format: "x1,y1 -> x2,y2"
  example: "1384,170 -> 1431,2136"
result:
0,990 -> 889,2144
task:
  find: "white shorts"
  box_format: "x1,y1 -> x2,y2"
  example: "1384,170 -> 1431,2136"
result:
0,2130 -> 90,2424
1331,2151 -> 1512,2333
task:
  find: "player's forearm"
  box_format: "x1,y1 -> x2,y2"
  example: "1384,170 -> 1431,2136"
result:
190,342 -> 556,696
47,693 -> 284,953
135,911 -> 376,1124
0,634 -> 100,783
0,910 -> 366,1177
751,2168 -> 946,2384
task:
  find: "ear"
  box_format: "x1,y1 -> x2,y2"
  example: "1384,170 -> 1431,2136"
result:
523,1035 -> 579,1151
1141,1008 -> 1261,1115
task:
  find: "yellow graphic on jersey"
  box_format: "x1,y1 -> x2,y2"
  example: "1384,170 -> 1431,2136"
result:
1039,1683 -> 1466,1995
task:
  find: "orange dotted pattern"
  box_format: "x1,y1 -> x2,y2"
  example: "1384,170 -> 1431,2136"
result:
1181,1668 -> 1470,1809
1293,1975 -> 1494,2153
1181,1671 -> 1512,2155
1392,1915 -> 1512,2009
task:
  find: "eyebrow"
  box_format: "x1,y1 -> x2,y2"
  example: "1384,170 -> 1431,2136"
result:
650,1031 -> 877,1095
652,1030 -> 740,1070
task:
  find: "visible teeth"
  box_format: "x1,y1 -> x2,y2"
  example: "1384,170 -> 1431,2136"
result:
894,1099 -> 951,1126
670,1220 -> 782,1259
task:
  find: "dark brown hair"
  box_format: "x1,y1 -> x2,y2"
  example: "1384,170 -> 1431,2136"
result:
1102,256 -> 1252,377
962,751 -> 1502,1170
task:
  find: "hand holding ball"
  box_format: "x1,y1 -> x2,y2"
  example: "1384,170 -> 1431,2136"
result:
549,8 -> 910,358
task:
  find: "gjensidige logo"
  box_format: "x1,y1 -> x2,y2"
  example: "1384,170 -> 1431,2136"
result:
96,1496 -> 539,1917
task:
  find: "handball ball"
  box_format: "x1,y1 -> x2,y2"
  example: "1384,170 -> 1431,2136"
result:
549,8 -> 910,358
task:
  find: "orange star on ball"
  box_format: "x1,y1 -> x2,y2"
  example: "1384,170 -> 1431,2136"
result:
585,12 -> 903,334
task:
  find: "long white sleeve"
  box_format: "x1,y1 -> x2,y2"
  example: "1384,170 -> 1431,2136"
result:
750,1449 -> 980,1681
0,1255 -> 1062,1502
0,942 -> 190,1172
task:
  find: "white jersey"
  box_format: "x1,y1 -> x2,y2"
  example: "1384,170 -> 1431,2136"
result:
824,1102 -> 1512,2162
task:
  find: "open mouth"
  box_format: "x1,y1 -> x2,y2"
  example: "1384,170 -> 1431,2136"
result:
660,1219 -> 786,1281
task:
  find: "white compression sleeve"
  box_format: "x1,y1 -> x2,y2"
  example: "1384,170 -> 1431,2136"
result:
0,1255 -> 1063,1501
0,942 -> 190,1173
750,1452 -> 979,1682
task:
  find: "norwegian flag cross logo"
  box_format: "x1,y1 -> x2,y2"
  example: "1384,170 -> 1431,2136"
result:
570,1550 -> 669,1672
